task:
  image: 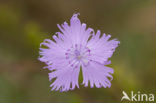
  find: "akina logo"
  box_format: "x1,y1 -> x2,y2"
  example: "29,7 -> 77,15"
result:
121,91 -> 155,102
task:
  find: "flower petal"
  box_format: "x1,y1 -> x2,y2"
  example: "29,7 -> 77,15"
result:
49,65 -> 80,92
87,31 -> 120,64
57,13 -> 94,46
39,39 -> 67,70
82,61 -> 114,88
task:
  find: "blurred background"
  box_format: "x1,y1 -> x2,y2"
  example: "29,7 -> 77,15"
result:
0,0 -> 156,103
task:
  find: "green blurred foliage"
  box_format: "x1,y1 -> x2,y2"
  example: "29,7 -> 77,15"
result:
0,0 -> 156,103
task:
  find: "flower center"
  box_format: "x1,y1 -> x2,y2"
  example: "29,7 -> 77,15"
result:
74,50 -> 81,60
65,44 -> 91,68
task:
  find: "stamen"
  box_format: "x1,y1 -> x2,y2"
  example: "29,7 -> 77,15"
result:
65,44 -> 91,67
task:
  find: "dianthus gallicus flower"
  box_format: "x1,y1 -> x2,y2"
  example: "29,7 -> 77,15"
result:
39,13 -> 120,92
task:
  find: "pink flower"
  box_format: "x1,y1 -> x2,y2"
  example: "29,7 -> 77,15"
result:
39,13 -> 120,92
